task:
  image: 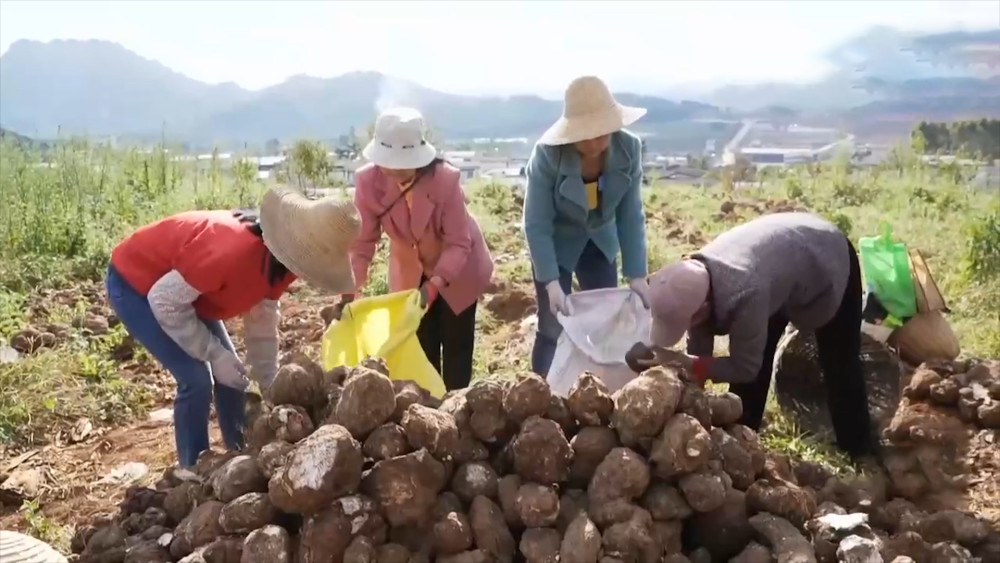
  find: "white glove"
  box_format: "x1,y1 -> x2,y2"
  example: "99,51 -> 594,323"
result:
629,277 -> 650,308
209,347 -> 250,391
545,280 -> 573,316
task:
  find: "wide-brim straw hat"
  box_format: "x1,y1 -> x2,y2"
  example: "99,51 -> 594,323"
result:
259,187 -> 361,294
889,310 -> 960,366
0,530 -> 68,562
537,76 -> 647,146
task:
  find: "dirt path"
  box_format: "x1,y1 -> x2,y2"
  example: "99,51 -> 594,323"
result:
0,411 -> 222,533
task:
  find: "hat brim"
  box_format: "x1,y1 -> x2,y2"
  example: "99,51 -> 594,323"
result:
362,138 -> 438,170
259,188 -> 361,294
537,104 -> 647,146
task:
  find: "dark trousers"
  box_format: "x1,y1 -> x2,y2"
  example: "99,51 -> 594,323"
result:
531,240 -> 619,377
729,239 -> 874,457
417,286 -> 478,391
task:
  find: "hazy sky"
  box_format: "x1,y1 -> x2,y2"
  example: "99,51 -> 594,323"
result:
1,0 -> 997,96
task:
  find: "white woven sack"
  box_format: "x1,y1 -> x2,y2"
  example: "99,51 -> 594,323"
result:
546,287 -> 650,396
0,530 -> 67,563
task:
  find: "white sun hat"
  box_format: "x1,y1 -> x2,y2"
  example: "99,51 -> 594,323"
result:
538,76 -> 648,146
362,107 -> 438,170
259,187 -> 361,294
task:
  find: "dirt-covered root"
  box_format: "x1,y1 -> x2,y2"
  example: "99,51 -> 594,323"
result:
69,355 -> 1000,563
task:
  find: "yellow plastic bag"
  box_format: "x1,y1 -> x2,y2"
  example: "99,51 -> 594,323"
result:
321,289 -> 446,399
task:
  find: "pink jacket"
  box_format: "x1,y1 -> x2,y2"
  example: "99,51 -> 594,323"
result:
350,162 -> 495,315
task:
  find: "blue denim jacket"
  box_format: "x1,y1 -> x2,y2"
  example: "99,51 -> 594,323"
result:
522,129 -> 648,283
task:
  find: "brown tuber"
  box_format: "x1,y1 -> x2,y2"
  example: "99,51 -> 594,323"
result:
72,355 -> 1000,563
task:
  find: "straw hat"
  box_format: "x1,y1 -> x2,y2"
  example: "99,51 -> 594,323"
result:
259,188 -> 361,294
537,76 -> 647,146
908,249 -> 949,313
363,107 -> 438,170
0,530 -> 68,562
888,310 -> 960,366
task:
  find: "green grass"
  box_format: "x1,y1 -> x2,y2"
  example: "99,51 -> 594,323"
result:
2,137 -> 998,476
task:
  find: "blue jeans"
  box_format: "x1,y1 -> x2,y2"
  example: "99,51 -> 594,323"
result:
105,265 -> 246,467
531,240 -> 619,376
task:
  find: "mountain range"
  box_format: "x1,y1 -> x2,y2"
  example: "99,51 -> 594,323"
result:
1,27 -> 998,149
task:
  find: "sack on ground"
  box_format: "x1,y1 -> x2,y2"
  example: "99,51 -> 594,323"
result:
321,289 -> 446,398
547,288 -> 649,396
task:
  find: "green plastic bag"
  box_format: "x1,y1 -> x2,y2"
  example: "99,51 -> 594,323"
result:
858,222 -> 917,322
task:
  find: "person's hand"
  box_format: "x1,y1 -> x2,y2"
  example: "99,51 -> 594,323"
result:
209,348 -> 250,391
545,280 -> 573,316
322,294 -> 354,325
652,347 -> 706,387
629,277 -> 650,308
334,294 -> 355,320
651,347 -> 694,371
625,341 -> 658,373
419,277 -> 443,308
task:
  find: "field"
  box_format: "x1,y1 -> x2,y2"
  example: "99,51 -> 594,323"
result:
0,137 -> 998,553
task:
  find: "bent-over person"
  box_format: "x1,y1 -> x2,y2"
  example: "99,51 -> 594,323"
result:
630,212 -> 874,459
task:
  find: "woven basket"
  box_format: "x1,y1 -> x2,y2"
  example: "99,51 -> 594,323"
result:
0,530 -> 67,563
771,326 -> 902,440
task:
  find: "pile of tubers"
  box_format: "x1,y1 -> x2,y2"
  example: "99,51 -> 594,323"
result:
70,354 -> 1000,563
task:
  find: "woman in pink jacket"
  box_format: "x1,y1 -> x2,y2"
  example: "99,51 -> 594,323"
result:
339,107 -> 494,390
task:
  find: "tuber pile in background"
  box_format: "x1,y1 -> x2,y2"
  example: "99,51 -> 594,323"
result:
69,353 -> 1000,563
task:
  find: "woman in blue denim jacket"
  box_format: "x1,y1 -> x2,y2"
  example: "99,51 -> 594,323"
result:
522,76 -> 651,377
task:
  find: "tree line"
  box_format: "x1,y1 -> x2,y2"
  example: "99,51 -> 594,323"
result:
913,119 -> 1000,160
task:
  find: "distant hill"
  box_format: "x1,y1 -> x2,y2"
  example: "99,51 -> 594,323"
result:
0,39 -> 721,147
0,126 -> 34,146
1,31 -> 998,148
705,27 -> 1000,115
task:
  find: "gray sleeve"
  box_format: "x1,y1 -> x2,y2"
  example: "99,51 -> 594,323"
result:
685,324 -> 715,357
243,299 -> 280,386
147,270 -> 227,363
705,299 -> 770,384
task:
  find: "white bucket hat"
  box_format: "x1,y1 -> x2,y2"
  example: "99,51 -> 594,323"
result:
363,107 -> 438,170
538,76 -> 647,146
259,187 -> 361,294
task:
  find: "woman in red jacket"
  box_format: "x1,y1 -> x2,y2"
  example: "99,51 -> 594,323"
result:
105,189 -> 359,467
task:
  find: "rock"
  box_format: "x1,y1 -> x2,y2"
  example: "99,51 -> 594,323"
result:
267,424 -> 364,515
519,528 -> 561,563
401,404 -> 461,459
567,373 -> 614,426
649,414 -> 712,480
836,535 -> 883,563
515,483 -> 560,528
561,514 -> 601,563
170,500 -> 224,559
241,525 -> 291,563
363,449 -> 447,527
211,456 -> 267,503
451,462 -> 500,503
730,542 -> 773,563
588,448 -> 651,505
611,367 -> 685,447
335,367 -> 396,438
512,416 -> 572,485
469,496 -> 516,563
504,374 -> 552,423
219,493 -> 278,534
748,512 -> 817,563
